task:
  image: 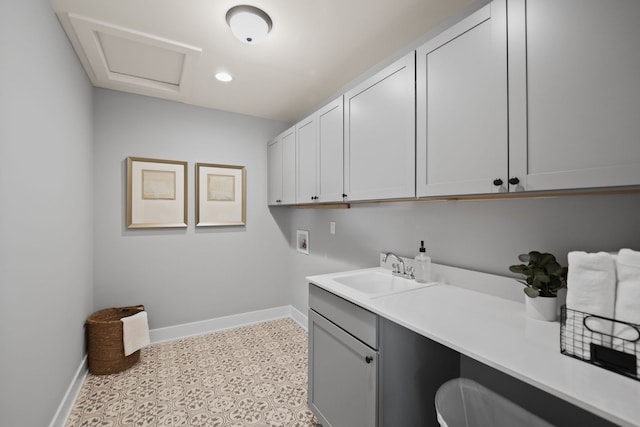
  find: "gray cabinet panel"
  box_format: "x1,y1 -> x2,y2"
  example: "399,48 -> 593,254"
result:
309,284 -> 378,349
308,310 -> 378,427
379,317 -> 460,427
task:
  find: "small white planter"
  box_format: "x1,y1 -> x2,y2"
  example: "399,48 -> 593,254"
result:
525,296 -> 557,321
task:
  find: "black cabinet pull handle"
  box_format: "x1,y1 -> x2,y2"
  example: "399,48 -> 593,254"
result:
509,177 -> 520,185
493,178 -> 503,186
365,356 -> 373,364
342,193 -> 347,198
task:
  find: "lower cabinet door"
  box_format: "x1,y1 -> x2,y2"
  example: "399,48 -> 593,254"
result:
308,310 -> 377,427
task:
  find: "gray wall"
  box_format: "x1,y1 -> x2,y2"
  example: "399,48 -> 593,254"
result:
0,1 -> 94,426
93,89 -> 291,329
285,193 -> 640,313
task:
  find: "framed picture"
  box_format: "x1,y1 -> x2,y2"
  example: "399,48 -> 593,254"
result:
126,157 -> 188,228
297,230 -> 309,255
196,163 -> 246,226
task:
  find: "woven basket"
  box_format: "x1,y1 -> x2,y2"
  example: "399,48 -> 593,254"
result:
86,305 -> 145,375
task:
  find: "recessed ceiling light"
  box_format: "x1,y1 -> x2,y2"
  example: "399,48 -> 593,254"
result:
226,5 -> 272,44
215,72 -> 233,82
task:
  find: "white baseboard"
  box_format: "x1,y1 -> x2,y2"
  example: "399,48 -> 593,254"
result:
288,305 -> 308,331
149,305 -> 307,343
49,355 -> 88,427
52,305 -> 308,427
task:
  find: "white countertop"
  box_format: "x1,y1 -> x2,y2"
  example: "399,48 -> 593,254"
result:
307,265 -> 640,427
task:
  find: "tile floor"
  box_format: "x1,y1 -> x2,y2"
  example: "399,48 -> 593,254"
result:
65,318 -> 320,427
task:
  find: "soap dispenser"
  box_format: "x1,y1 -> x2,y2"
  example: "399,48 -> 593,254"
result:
414,241 -> 431,283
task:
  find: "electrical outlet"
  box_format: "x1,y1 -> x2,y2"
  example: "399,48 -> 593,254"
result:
330,221 -> 335,234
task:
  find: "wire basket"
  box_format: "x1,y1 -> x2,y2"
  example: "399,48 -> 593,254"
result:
560,305 -> 639,381
86,305 -> 145,375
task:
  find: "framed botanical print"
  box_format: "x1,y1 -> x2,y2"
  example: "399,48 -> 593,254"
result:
196,163 -> 246,226
126,157 -> 188,228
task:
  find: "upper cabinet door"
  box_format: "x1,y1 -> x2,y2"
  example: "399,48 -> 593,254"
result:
296,115 -> 318,203
296,97 -> 344,204
344,53 -> 416,201
267,138 -> 282,205
281,127 -> 297,204
508,0 -> 640,192
267,126 -> 296,205
317,97 -> 344,203
416,1 -> 508,197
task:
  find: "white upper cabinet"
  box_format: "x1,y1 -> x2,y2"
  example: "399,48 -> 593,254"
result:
296,115 -> 317,203
270,0 -> 640,207
267,137 -> 282,205
344,53 -> 416,201
281,127 -> 296,204
508,0 -> 640,192
296,97 -> 344,203
318,98 -> 345,202
267,126 -> 296,205
417,1 -> 508,197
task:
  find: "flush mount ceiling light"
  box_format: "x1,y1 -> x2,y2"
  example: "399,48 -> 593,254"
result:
215,72 -> 233,82
226,5 -> 272,44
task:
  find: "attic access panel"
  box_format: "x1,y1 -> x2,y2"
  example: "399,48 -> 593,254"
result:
68,14 -> 201,97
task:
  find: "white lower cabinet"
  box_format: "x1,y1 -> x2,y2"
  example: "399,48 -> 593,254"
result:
344,53 -> 415,201
508,0 -> 640,191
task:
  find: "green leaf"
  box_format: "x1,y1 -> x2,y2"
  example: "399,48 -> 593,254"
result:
524,287 -> 540,298
518,253 -> 530,263
538,253 -> 555,267
509,265 -> 530,275
532,273 -> 550,287
528,251 -> 542,264
544,261 -> 563,275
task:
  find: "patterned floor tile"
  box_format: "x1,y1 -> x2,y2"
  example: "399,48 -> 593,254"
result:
66,318 -> 320,427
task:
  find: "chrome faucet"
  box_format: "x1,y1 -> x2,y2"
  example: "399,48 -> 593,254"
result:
382,252 -> 411,278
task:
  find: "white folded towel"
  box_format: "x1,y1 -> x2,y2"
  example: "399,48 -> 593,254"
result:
121,311 -> 150,356
613,249 -> 640,350
566,251 -> 617,359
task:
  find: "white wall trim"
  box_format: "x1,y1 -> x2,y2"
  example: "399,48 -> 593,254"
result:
49,356 -> 88,427
288,305 -> 308,331
150,305 -> 308,344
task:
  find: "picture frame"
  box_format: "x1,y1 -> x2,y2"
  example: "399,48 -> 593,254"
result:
196,163 -> 246,227
297,230 -> 309,255
126,157 -> 188,228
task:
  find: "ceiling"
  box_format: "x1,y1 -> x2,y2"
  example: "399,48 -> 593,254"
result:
51,0 -> 471,123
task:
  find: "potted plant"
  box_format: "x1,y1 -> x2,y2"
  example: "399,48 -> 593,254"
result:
509,251 -> 568,321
